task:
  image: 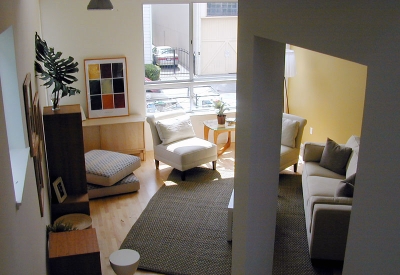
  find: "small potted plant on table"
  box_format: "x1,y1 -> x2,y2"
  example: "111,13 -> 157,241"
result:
214,99 -> 229,125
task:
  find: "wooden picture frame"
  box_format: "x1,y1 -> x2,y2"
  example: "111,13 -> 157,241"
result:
22,73 -> 34,156
23,74 -> 45,216
84,57 -> 129,118
52,177 -> 67,203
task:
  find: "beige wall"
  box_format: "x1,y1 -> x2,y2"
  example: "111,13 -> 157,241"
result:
289,46 -> 367,144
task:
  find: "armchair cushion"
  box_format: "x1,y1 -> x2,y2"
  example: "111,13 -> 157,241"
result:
155,137 -> 216,171
319,138 -> 352,175
155,115 -> 195,145
281,118 -> 299,148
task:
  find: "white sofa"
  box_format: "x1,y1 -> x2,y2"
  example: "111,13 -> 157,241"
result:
302,135 -> 360,261
280,113 -> 307,172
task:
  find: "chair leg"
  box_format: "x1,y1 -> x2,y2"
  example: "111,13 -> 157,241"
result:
293,163 -> 298,173
181,171 -> 186,181
155,160 -> 159,169
212,160 -> 216,170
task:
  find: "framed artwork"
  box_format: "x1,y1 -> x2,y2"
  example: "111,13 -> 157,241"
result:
84,57 -> 129,118
22,73 -> 34,156
52,177 -> 67,203
22,74 -> 45,216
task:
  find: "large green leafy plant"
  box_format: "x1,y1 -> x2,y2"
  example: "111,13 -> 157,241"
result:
34,32 -> 80,109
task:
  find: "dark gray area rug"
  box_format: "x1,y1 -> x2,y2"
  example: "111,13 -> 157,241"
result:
121,168 -> 343,275
121,168 -> 233,275
273,173 -> 343,275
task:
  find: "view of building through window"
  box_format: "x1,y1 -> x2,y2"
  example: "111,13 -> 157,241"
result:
207,3 -> 238,16
143,3 -> 237,113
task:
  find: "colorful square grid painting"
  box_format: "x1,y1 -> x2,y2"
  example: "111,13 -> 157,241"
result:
84,57 -> 129,118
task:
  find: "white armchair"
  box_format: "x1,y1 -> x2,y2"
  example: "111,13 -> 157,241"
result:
280,113 -> 307,172
146,110 -> 218,180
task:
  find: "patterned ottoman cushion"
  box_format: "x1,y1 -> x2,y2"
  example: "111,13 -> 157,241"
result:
87,173 -> 140,199
85,150 -> 141,186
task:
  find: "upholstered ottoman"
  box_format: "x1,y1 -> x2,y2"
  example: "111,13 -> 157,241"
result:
85,150 -> 141,199
87,173 -> 140,199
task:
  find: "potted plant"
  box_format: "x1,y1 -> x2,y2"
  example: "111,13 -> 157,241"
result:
34,32 -> 81,110
46,220 -> 76,235
214,99 -> 229,125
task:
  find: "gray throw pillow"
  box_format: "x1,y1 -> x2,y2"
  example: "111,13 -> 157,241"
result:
335,173 -> 356,197
319,138 -> 352,175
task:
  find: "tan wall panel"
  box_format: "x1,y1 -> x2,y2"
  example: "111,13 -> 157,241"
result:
289,46 -> 367,144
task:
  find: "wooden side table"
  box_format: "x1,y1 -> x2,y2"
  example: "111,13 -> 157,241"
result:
49,228 -> 101,275
203,119 -> 236,156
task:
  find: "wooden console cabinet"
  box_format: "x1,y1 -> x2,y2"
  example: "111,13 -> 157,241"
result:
43,105 -> 90,222
49,228 -> 101,275
82,115 -> 146,160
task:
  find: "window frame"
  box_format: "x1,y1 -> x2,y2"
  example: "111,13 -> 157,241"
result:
143,2 -> 237,114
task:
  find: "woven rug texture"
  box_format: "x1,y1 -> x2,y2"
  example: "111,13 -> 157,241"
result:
121,168 -> 342,275
273,173 -> 343,275
121,168 -> 233,275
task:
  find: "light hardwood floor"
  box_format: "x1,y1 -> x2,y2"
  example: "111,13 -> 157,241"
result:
90,145 -> 237,275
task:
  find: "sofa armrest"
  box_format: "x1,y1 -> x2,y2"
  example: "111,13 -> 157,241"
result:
302,142 -> 326,162
309,196 -> 353,217
309,204 -> 352,260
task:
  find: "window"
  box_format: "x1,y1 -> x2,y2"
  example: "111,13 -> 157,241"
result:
0,26 -> 29,205
143,3 -> 237,113
207,3 -> 238,16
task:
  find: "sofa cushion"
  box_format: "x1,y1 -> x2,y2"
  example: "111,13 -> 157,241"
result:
345,135 -> 361,150
302,142 -> 325,162
306,176 -> 342,198
303,162 -> 346,179
335,173 -> 356,197
345,136 -> 360,178
281,118 -> 299,148
155,115 -> 196,145
319,138 -> 352,175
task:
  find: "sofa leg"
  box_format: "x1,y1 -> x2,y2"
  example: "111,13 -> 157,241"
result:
212,160 -> 216,170
181,171 -> 186,181
155,160 -> 159,169
293,163 -> 298,172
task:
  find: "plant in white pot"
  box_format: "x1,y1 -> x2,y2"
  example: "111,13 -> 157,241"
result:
34,32 -> 81,110
213,99 -> 229,125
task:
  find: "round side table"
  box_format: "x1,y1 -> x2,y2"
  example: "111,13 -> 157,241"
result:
109,249 -> 140,275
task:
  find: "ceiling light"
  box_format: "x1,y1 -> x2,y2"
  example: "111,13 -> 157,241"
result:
87,0 -> 113,10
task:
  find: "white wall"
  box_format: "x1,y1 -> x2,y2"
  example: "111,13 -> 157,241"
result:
0,0 -> 49,274
234,1 -> 400,274
152,4 -> 189,50
3,1 -> 398,274
143,5 -> 153,64
38,0 -> 236,151
39,0 -> 146,117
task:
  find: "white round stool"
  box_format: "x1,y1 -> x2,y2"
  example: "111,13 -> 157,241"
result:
109,249 -> 140,275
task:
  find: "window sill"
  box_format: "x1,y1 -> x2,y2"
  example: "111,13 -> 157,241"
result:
10,147 -> 30,207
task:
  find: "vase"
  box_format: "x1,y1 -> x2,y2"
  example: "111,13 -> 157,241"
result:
217,115 -> 226,125
50,94 -> 60,111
